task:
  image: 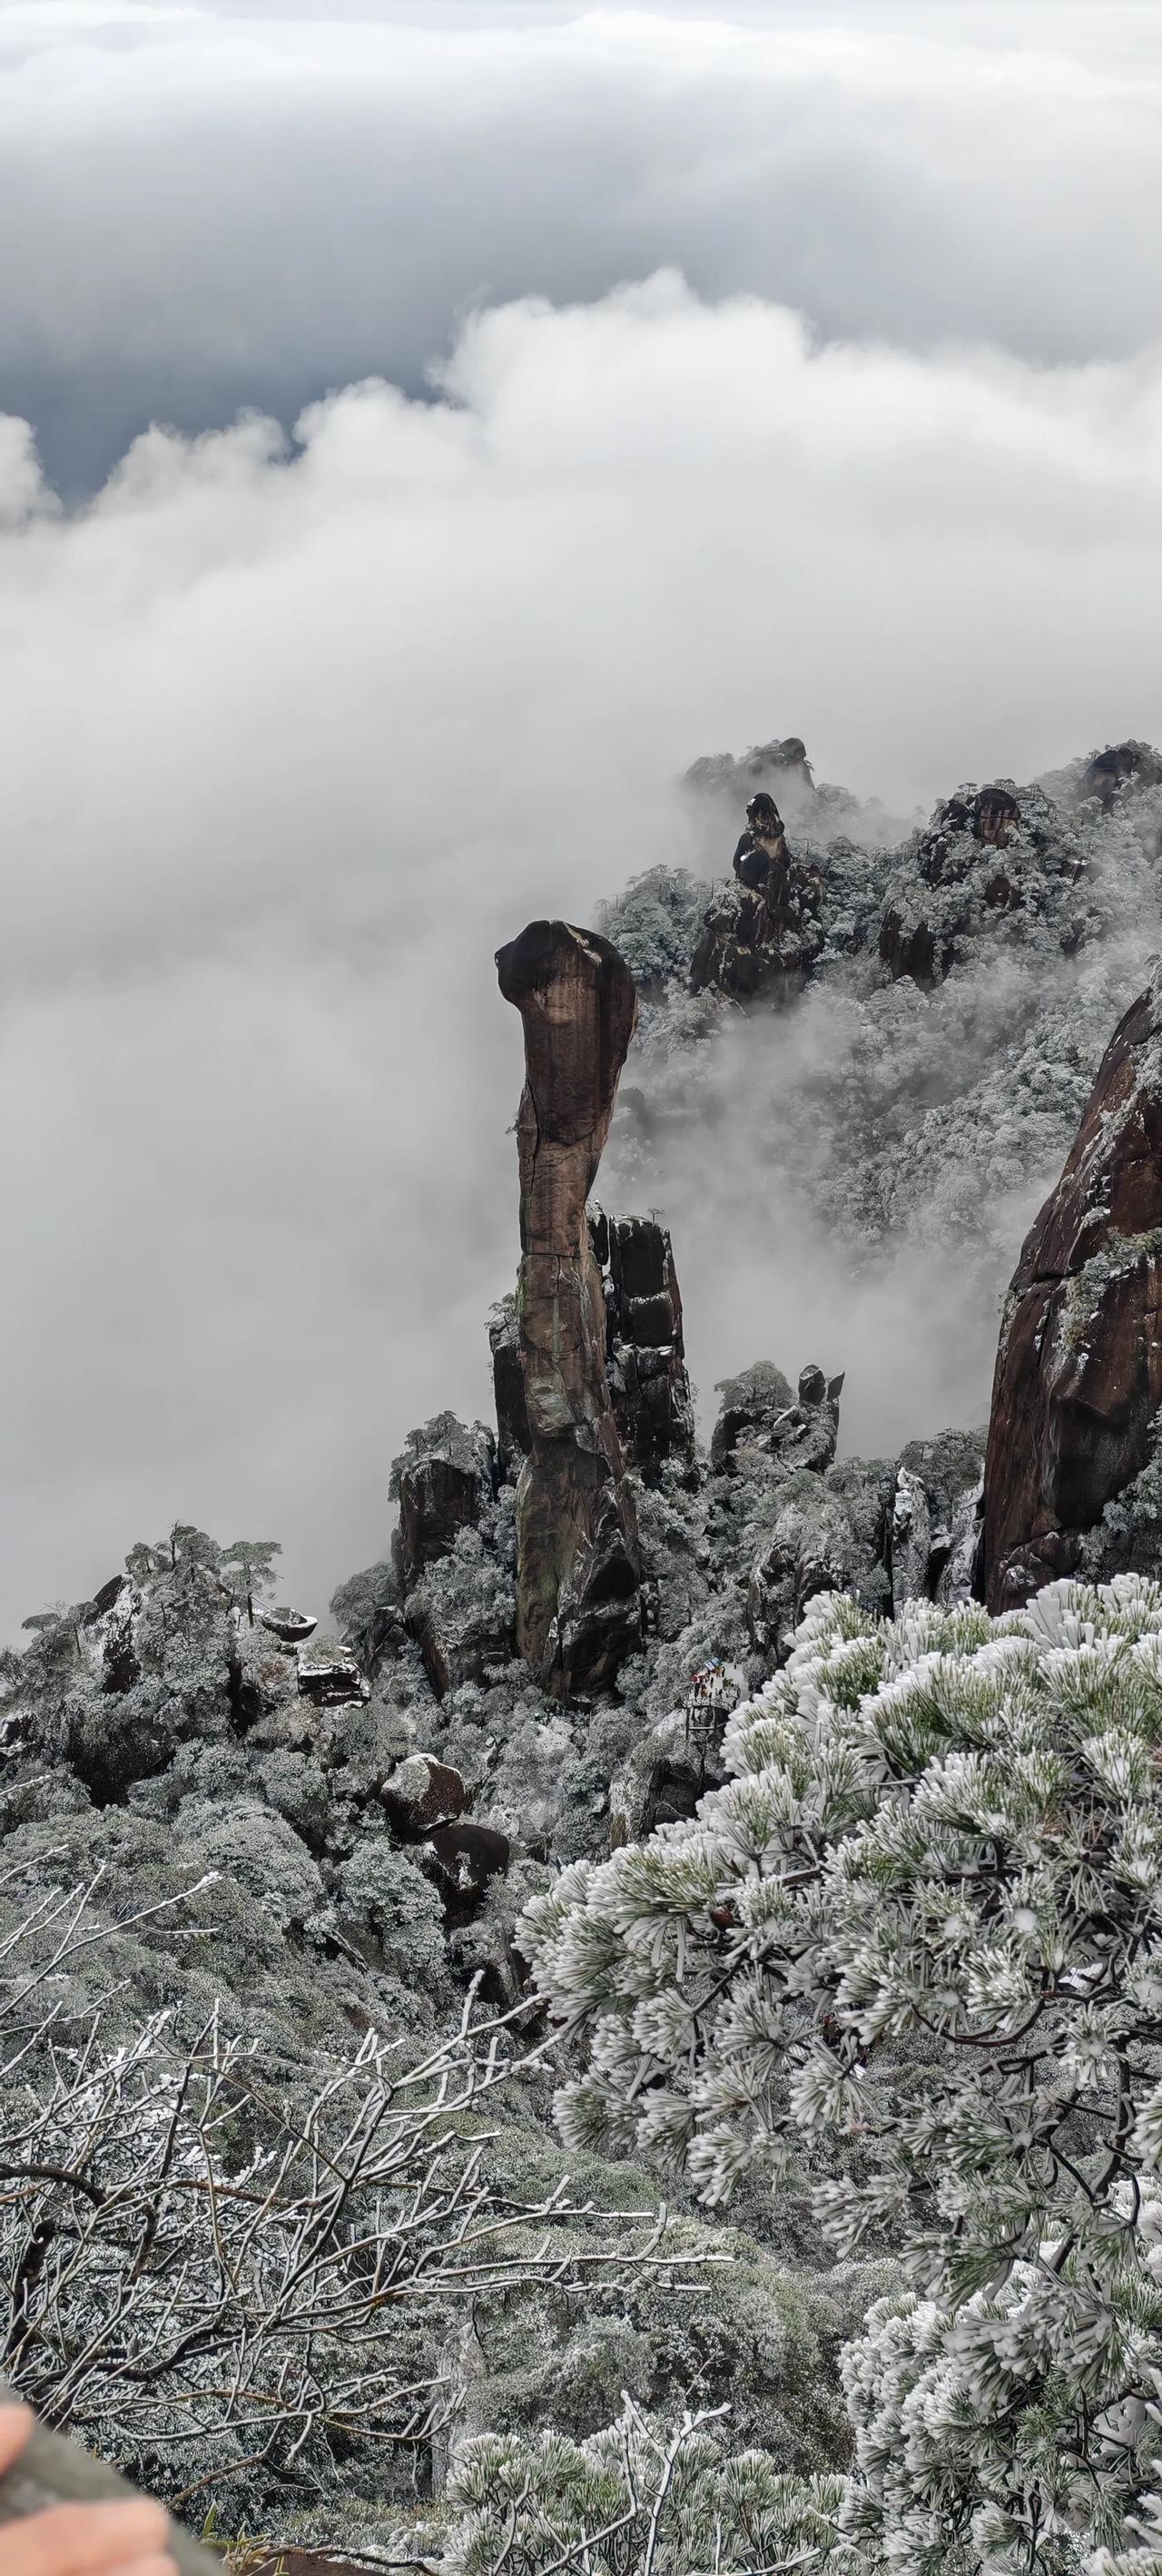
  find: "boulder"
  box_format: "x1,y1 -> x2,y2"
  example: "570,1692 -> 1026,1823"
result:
982,973 -> 1162,1608
380,1752 -> 467,1839
496,920 -> 642,1698
259,1605 -> 317,1645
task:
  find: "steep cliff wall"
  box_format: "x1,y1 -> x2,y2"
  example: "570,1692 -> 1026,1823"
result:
496,920 -> 641,1697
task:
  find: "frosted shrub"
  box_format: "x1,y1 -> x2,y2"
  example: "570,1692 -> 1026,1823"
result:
0,1870 -> 684,2528
442,2402 -> 851,2576
524,1577 -> 1162,2570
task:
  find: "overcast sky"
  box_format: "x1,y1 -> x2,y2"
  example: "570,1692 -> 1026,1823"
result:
3,0 -> 1162,1635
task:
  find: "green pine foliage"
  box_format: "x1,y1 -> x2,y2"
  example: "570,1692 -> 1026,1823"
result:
523,1576 -> 1162,2571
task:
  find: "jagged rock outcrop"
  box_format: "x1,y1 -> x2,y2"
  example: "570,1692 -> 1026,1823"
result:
876,775 -> 1103,990
690,792 -> 825,1002
684,735 -> 818,818
403,1552 -> 514,1700
983,975 -> 1162,1608
393,1414 -> 497,1591
389,1414 -> 511,1694
889,1429 -> 985,1613
78,1574 -> 143,1694
496,920 -> 642,1698
609,1708 -> 730,1848
591,1209 -> 697,1482
747,1476 -> 875,1662
711,1359 -> 843,1476
296,1635 -> 369,1707
1079,741 -> 1162,809
421,1820 -> 510,1924
487,1296 -> 531,1476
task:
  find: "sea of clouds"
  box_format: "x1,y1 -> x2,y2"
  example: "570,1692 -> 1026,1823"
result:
2,1 -> 1161,1633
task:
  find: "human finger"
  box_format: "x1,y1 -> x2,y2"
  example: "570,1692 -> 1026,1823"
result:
0,2498 -> 171,2576
0,2410 -> 34,2479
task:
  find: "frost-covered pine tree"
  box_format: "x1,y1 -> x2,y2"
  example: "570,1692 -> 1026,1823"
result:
522,1577 -> 1162,2571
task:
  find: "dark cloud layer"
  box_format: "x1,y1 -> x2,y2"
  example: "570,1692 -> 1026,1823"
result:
4,4 -> 1162,489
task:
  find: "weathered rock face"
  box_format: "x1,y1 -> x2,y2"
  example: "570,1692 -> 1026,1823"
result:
393,1415 -> 497,1591
881,782 -> 1029,986
983,978 -> 1162,1609
1079,741 -> 1162,810
78,1574 -> 143,1694
496,920 -> 642,1698
684,735 -> 818,819
421,1821 -> 511,1925
592,1210 -> 697,1483
403,1554 -> 514,1700
691,793 -> 825,1002
296,1635 -> 370,1707
610,1708 -> 730,1848
747,1478 -> 872,1662
487,1296 -> 531,1476
890,1430 -> 985,1614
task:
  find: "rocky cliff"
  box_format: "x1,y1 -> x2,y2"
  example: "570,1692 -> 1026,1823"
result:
496,920 -> 642,1698
983,970 -> 1162,1608
690,790 -> 826,1002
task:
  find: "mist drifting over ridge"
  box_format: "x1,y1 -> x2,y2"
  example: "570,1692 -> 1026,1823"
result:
0,265 -> 1160,1639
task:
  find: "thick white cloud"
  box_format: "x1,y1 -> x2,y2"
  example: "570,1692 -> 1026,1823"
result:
2,272 -> 1162,1633
4,2 -> 1162,487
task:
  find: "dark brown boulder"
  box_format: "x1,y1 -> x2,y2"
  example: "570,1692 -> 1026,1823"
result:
496,920 -> 641,1697
380,1752 -> 466,1839
983,977 -> 1162,1608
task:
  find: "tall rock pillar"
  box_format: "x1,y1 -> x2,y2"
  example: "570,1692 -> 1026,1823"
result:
496,920 -> 641,1697
982,974 -> 1162,1610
